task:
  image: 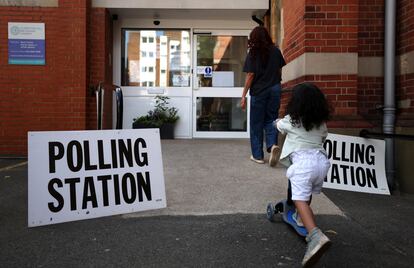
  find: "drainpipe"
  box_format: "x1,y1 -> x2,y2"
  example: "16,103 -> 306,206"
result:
383,0 -> 397,191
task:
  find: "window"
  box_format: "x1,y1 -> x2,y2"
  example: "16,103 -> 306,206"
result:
122,29 -> 191,87
196,35 -> 248,87
196,97 -> 247,132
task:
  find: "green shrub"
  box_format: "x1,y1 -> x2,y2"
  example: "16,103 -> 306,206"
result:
133,95 -> 179,128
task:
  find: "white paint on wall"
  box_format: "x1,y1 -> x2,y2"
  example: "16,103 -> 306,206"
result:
282,53 -> 358,83
358,57 -> 384,77
398,50 -> 414,76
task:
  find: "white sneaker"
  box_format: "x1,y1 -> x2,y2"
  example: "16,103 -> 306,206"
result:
250,155 -> 265,164
302,228 -> 331,267
269,145 -> 281,167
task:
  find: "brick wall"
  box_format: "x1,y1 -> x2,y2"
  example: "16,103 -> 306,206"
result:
282,0 -> 361,126
357,0 -> 384,125
397,0 -> 414,126
0,1 -> 114,156
358,0 -> 384,57
281,0 -> 305,62
0,0 -> 90,156
303,0 -> 358,54
87,8 -> 113,130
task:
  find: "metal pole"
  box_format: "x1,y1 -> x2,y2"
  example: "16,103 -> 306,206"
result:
383,0 -> 397,190
114,86 -> 123,129
96,82 -> 103,130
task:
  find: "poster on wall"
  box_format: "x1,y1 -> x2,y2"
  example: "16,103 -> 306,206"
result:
28,129 -> 167,227
8,22 -> 45,65
323,133 -> 390,195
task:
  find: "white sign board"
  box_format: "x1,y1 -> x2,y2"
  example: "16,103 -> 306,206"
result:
212,71 -> 234,87
323,133 -> 390,195
28,129 -> 167,227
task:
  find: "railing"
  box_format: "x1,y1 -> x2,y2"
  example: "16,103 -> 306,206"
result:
95,83 -> 123,130
359,129 -> 414,141
96,82 -> 104,130
113,85 -> 123,129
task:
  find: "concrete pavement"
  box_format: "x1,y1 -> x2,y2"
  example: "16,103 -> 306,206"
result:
125,139 -> 343,218
0,139 -> 413,267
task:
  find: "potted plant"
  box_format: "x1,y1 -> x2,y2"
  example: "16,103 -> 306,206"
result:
132,95 -> 179,139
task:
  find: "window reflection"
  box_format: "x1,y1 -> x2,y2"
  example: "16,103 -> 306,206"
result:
197,36 -> 247,87
122,30 -> 191,87
196,97 -> 247,132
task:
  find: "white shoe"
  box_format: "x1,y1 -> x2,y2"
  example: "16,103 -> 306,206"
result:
250,155 -> 265,164
302,228 -> 331,267
269,145 -> 280,167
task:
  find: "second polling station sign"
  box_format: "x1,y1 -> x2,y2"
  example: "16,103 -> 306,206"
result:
323,133 -> 390,195
28,129 -> 166,227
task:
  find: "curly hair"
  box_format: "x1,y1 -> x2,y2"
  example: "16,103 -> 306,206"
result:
286,83 -> 330,131
247,26 -> 274,65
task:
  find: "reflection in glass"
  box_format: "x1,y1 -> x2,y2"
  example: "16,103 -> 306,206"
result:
197,36 -> 248,87
196,97 -> 247,131
122,30 -> 191,87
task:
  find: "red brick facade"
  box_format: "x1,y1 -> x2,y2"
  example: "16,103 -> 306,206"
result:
282,0 -> 360,123
357,0 -> 384,125
282,0 -> 306,62
0,1 -> 413,156
281,0 -> 414,129
87,8 -> 113,130
397,0 -> 414,125
0,1 -> 112,156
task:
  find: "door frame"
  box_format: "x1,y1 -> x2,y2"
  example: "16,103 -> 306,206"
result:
192,29 -> 251,138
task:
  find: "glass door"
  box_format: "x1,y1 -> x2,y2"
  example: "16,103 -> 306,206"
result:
193,30 -> 250,138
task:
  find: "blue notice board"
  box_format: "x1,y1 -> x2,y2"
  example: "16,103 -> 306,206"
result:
8,22 -> 45,65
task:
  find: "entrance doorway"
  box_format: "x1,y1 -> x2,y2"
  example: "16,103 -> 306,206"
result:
193,30 -> 250,138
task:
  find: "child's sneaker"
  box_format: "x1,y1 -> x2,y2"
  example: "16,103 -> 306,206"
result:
269,145 -> 280,167
292,211 -> 304,227
302,227 -> 331,267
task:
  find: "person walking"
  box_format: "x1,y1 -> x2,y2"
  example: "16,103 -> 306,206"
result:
275,83 -> 331,267
241,26 -> 286,166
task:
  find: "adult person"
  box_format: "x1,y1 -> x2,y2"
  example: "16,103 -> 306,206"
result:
241,26 -> 286,166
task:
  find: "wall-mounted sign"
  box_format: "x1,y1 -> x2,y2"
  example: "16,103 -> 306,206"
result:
8,22 -> 45,65
28,129 -> 167,227
323,133 -> 390,195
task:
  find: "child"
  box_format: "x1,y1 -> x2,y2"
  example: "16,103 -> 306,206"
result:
275,83 -> 331,267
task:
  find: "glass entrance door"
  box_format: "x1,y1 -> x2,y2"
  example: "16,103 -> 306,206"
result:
193,30 -> 249,138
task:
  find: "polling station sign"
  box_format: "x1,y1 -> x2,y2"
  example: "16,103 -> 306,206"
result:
323,133 -> 390,195
28,129 -> 166,227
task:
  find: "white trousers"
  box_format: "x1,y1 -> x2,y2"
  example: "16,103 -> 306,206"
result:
286,149 -> 331,201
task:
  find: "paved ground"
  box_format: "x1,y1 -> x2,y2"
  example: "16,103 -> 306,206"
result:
1,139 -> 413,267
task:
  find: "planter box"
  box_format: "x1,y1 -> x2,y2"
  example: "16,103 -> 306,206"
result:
159,123 -> 175,139
132,121 -> 175,139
